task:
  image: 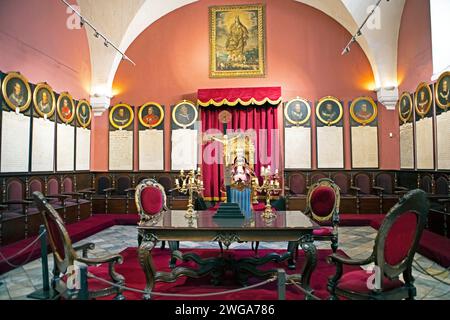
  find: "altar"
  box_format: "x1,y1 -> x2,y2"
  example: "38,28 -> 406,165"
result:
198,86 -> 282,216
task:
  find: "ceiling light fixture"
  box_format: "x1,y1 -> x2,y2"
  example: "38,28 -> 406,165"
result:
341,0 -> 386,55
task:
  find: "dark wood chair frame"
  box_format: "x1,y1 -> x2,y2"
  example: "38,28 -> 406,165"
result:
32,191 -> 125,300
327,189 -> 429,300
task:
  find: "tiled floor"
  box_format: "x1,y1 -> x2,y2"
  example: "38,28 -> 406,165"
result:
0,225 -> 449,300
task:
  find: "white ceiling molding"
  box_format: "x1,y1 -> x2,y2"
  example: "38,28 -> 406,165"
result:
79,0 -> 406,114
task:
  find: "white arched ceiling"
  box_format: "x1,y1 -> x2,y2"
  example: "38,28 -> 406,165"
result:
78,0 -> 405,113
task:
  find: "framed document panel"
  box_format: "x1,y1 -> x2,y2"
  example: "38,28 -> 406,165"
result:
316,96 -> 344,169
76,100 -> 92,171
56,92 -> 76,171
350,97 -> 379,168
138,102 -> 165,171
1,72 -> 32,173
32,82 -> 56,172
284,97 -> 311,169
414,83 -> 434,170
109,103 -> 134,171
398,92 -> 414,169
171,100 -> 198,171
435,71 -> 450,170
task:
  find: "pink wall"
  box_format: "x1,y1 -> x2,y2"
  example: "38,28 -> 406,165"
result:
92,0 -> 397,171
397,0 -> 433,93
0,0 -> 91,100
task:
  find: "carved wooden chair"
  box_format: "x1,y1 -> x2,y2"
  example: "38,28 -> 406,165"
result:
135,179 -> 173,260
327,189 -> 429,300
32,191 -> 125,300
284,173 -> 308,211
374,173 -> 400,214
95,175 -> 114,213
351,172 -> 380,213
288,178 -> 340,267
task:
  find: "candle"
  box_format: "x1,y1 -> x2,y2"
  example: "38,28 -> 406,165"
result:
175,178 -> 179,186
275,169 -> 278,174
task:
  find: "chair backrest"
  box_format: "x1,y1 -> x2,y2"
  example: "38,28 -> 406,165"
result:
29,178 -> 44,195
354,173 -> 372,194
374,189 -> 428,281
135,179 -> 167,224
289,173 -> 306,195
310,173 -> 327,185
376,173 -> 394,194
117,176 -> 131,195
63,177 -> 73,193
32,191 -> 75,274
7,178 -> 24,210
48,177 -> 60,196
158,176 -> 172,194
307,178 -> 340,223
97,176 -> 111,194
419,175 -> 433,194
333,173 -> 349,194
435,176 -> 448,195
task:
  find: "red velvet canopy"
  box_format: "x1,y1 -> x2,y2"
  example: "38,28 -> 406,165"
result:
197,87 -> 282,107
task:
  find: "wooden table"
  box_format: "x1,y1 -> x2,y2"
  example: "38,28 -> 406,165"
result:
137,210 -> 319,300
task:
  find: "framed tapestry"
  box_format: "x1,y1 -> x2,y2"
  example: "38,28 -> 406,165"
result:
209,4 -> 265,78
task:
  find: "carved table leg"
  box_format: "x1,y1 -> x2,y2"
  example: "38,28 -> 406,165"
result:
138,234 -> 158,300
299,235 -> 317,300
168,241 -> 180,268
287,241 -> 298,270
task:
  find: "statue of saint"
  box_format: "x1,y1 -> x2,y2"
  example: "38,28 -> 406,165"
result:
225,16 -> 249,64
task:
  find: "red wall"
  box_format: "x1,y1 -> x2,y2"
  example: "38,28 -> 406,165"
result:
397,0 -> 433,93
92,0 -> 396,171
0,0 -> 91,99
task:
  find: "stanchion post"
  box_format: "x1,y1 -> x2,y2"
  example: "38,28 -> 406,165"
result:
78,264 -> 89,300
27,225 -> 55,299
277,269 -> 286,300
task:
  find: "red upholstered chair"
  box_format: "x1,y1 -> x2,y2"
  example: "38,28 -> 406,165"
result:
135,179 -> 173,255
288,178 -> 340,267
327,189 -> 429,300
32,191 -> 125,300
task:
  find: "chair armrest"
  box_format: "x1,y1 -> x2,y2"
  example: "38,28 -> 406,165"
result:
63,192 -> 84,197
0,204 -> 8,209
124,188 -> 135,193
73,242 -> 95,258
3,200 -> 33,206
430,208 -> 450,217
103,188 -> 116,193
372,186 -> 384,192
395,186 -> 409,191
327,253 -> 374,266
438,198 -> 450,203
46,194 -> 71,200
77,253 -> 123,265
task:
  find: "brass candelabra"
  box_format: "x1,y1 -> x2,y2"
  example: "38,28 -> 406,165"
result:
254,166 -> 281,219
174,168 -> 204,218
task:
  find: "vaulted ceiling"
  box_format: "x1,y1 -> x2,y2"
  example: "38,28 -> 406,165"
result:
76,0 -> 406,112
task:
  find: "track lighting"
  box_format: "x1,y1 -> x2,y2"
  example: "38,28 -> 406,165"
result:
341,0 -> 387,55
60,0 -> 136,66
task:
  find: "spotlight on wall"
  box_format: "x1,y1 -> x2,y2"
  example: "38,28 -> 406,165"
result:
94,31 -> 100,38
104,41 -> 109,48
341,47 -> 350,55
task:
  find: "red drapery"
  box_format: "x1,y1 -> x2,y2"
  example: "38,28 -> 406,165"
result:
198,87 -> 282,107
201,106 -> 279,201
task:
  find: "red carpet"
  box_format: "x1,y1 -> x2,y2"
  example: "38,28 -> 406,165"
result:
90,248 -> 361,300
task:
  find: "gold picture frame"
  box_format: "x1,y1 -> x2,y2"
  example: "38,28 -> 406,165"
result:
56,92 -> 75,124
435,71 -> 450,111
415,82 -> 432,118
76,100 -> 92,128
138,102 -> 164,129
172,100 -> 198,129
33,82 -> 56,118
350,97 -> 378,126
109,103 -> 134,130
316,96 -> 343,126
398,92 -> 413,123
1,72 -> 32,112
209,4 -> 265,78
284,97 -> 311,126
